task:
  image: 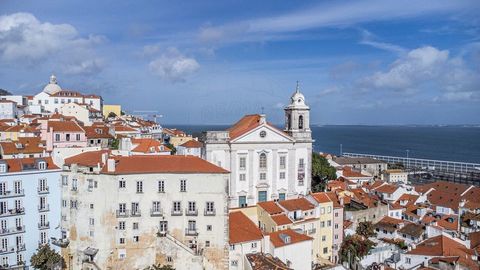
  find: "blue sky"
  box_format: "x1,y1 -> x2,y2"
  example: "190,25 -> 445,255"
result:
1,0 -> 479,125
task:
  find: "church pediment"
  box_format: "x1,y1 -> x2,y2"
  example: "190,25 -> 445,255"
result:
231,124 -> 294,143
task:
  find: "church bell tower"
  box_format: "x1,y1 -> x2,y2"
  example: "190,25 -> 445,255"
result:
284,82 -> 312,142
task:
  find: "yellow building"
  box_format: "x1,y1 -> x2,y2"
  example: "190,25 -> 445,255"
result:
310,193 -> 335,263
102,104 -> 122,118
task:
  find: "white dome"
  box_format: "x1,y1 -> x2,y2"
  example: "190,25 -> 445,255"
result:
43,74 -> 62,95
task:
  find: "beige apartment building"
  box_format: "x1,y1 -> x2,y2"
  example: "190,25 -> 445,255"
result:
60,151 -> 230,270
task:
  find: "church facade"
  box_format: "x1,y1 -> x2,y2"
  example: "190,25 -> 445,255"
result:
202,86 -> 313,207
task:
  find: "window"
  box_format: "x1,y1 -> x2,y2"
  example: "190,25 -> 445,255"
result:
252,242 -> 257,248
119,180 -> 126,189
239,196 -> 247,207
14,181 -> 21,194
119,238 -> 125,244
279,172 -> 286,180
299,158 -> 305,169
66,134 -> 70,141
55,134 -> 60,142
173,201 -> 181,212
279,156 -> 286,169
40,231 -> 47,244
72,179 -> 78,191
133,222 -> 139,230
118,203 -> 126,214
38,178 -> 47,192
278,193 -> 286,201
323,247 -> 328,254
0,164 -> 6,173
158,180 -> 165,192
90,203 -> 94,209
320,221 -> 325,228
258,191 -> 267,202
188,220 -> 196,231
180,179 -> 187,192
327,206 -> 332,213
259,153 -> 267,169
188,201 -> 196,212
322,235 -> 326,241
299,115 -> 304,129
89,218 -> 94,226
239,173 -> 246,181
159,221 -> 168,233
207,225 -> 212,231
38,162 -> 46,170
76,134 -> 80,141
231,260 -> 238,266
335,224 -> 339,229
131,202 -> 140,215
239,157 -> 246,170
259,173 -> 266,181
152,201 -> 161,212
136,181 -> 143,193
167,256 -> 173,263
406,258 -> 411,264
327,220 -> 332,227
61,175 -> 68,186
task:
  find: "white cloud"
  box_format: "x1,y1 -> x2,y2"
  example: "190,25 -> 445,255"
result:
0,12 -> 105,75
64,59 -> 105,75
148,47 -> 200,82
359,46 -> 480,102
359,29 -> 406,54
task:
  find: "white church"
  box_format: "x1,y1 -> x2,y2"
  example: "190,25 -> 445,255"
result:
202,86 -> 313,207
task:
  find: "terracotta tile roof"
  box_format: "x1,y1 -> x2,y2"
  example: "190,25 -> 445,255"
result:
421,215 -> 436,224
327,180 -> 347,191
258,201 -> 284,215
342,166 -> 370,178
229,211 -> 263,244
363,180 -> 385,190
278,197 -> 315,211
437,215 -> 458,231
227,114 -> 262,140
245,253 -> 291,270
113,125 -> 137,132
271,214 -> 293,226
310,192 -> 332,204
47,121 -> 84,132
0,157 -> 58,173
0,138 -> 45,155
398,223 -> 425,238
269,229 -> 312,248
325,191 -> 342,208
407,235 -> 479,270
64,150 -> 109,167
179,140 -> 202,148
375,216 -> 404,231
344,220 -> 353,229
427,190 -> 461,210
131,138 -> 170,153
395,194 -> 419,207
101,155 -> 229,174
84,126 -> 113,139
163,128 -> 186,137
51,90 -> 83,97
374,184 -> 398,194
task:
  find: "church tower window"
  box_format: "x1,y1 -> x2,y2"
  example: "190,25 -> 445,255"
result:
259,153 -> 267,170
299,115 -> 304,130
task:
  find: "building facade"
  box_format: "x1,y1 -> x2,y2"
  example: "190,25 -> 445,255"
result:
0,157 -> 61,269
61,153 -> 229,270
202,87 -> 313,207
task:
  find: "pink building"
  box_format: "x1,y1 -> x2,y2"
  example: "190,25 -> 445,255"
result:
42,120 -> 87,151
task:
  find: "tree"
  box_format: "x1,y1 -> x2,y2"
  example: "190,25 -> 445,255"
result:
107,112 -> 117,118
356,221 -> 377,238
111,138 -> 120,150
165,142 -> 176,155
339,234 -> 376,264
143,264 -> 175,270
30,244 -> 64,270
311,152 -> 337,192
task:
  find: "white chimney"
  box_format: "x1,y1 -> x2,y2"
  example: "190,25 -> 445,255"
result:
107,158 -> 115,172
101,152 -> 108,165
259,114 -> 266,124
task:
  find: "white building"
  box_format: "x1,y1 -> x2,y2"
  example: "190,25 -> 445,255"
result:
177,140 -> 202,157
265,229 -> 313,270
59,102 -> 103,126
61,152 -> 229,270
0,157 -> 62,269
0,100 -> 18,120
29,75 -> 103,115
202,86 -> 313,207
382,169 -> 408,184
228,211 -> 263,269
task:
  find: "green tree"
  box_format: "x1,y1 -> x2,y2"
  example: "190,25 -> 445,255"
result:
311,152 -> 337,192
30,244 -> 64,270
107,112 -> 117,118
165,142 -> 176,155
356,221 -> 377,238
143,264 -> 175,270
339,234 -> 376,264
111,138 -> 120,150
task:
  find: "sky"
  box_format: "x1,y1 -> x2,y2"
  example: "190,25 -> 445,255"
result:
0,0 -> 479,125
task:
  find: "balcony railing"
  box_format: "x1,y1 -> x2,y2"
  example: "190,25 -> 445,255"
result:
185,208 -> 198,216
38,186 -> 49,194
38,204 -> 50,212
0,226 -> 25,236
0,247 -> 15,255
185,228 -> 198,236
38,222 -> 50,230
204,209 -> 216,216
0,208 -> 25,217
131,210 -> 141,217
52,237 -> 70,248
16,244 -> 26,252
150,208 -> 163,217
307,228 -> 316,235
116,210 -> 130,218
171,209 -> 183,216
0,189 -> 25,198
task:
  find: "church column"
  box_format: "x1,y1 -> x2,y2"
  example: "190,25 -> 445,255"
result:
287,148 -> 296,197
230,150 -> 237,199
272,149 -> 278,199
248,150 -> 255,204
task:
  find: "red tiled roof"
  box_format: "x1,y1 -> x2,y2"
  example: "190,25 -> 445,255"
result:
0,138 -> 45,155
227,114 -> 262,140
179,140 -> 202,148
101,155 -> 229,174
0,157 -> 58,172
310,192 -> 332,204
374,184 -> 398,194
271,214 -> 293,226
342,166 -> 370,178
64,150 -> 109,167
131,138 -> 170,153
258,201 -> 284,215
229,211 -> 263,244
47,121 -> 84,132
84,126 -> 113,139
278,197 -> 315,211
269,229 -> 312,248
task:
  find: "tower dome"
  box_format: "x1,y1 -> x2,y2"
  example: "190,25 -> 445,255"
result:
42,74 -> 62,95
287,81 -> 308,109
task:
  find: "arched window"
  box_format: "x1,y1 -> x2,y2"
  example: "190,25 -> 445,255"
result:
299,115 -> 304,130
259,153 -> 267,169
287,114 -> 291,130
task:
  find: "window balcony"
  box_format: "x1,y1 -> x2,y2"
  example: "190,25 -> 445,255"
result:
38,204 -> 50,212
38,222 -> 50,230
0,226 -> 25,236
116,210 -> 130,218
0,208 -> 25,217
204,209 -> 216,216
185,228 -> 198,236
185,208 -> 198,216
0,189 -> 24,198
131,210 -> 141,217
150,208 -> 163,217
38,186 -> 49,194
307,228 -> 316,235
171,209 -> 183,216
51,237 -> 70,248
16,244 -> 26,252
0,247 -> 15,255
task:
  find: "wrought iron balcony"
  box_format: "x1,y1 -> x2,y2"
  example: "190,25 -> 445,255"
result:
0,208 -> 25,217
185,228 -> 198,236
204,209 -> 216,216
52,237 -> 70,248
185,208 -> 198,216
116,210 -> 130,218
16,244 -> 26,252
0,226 -> 25,236
131,210 -> 141,217
0,189 -> 24,198
38,222 -> 50,230
38,204 -> 50,212
171,209 -> 183,216
150,208 -> 163,217
38,186 -> 50,194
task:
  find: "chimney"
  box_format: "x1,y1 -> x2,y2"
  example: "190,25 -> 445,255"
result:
259,114 -> 266,124
107,158 -> 115,172
101,152 -> 108,165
